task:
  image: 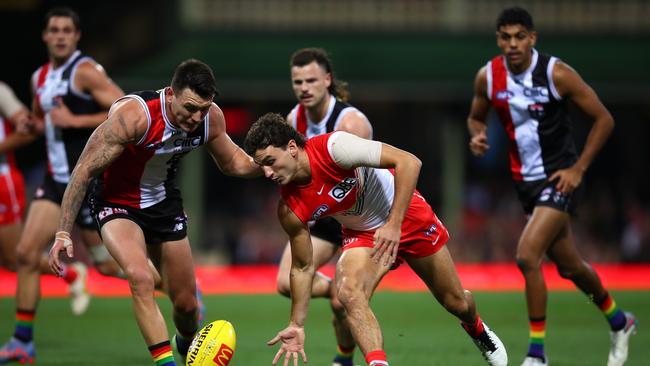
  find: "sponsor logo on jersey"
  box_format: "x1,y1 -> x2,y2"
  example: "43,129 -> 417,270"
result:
329,177 -> 356,202
496,90 -> 514,101
523,86 -> 549,99
212,343 -> 234,365
174,136 -> 202,148
311,204 -> 329,221
528,103 -> 546,120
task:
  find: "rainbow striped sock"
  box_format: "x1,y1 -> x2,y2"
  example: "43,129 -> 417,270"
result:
333,344 -> 355,365
527,317 -> 546,361
149,340 -> 176,366
596,293 -> 626,331
13,309 -> 35,343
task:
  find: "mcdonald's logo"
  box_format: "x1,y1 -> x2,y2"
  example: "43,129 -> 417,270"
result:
212,343 -> 234,366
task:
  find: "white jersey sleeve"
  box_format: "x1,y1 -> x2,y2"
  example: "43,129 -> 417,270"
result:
327,131 -> 382,169
0,82 -> 25,119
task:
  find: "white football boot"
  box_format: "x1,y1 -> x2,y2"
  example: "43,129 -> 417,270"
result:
607,312 -> 638,366
471,322 -> 508,366
69,262 -> 91,315
521,356 -> 548,366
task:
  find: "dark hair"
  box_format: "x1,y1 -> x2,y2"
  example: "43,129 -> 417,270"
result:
171,59 -> 218,99
290,48 -> 350,102
45,7 -> 81,31
496,7 -> 534,31
244,113 -> 307,156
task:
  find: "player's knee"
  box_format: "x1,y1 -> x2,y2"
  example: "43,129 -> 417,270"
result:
15,242 -> 39,269
276,280 -> 291,298
124,267 -> 155,296
515,254 -> 540,274
336,281 -> 364,309
330,294 -> 346,317
172,290 -> 198,315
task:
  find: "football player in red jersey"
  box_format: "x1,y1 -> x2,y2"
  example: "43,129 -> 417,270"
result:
245,113 -> 507,366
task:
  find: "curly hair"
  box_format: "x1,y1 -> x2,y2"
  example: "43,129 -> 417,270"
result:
496,7 -> 534,31
244,113 -> 306,156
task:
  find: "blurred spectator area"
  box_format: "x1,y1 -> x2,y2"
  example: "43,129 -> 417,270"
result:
181,0 -> 650,33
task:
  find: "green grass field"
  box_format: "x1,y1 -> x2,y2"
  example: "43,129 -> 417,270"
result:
0,291 -> 647,365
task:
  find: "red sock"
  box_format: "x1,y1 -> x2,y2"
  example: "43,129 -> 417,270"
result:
461,315 -> 485,338
365,349 -> 388,365
62,264 -> 78,284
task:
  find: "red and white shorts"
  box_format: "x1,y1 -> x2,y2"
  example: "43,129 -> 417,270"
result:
0,169 -> 25,225
341,197 -> 448,269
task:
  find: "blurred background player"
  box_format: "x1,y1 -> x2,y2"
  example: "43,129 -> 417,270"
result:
0,7 -> 124,364
466,6 -> 637,366
49,59 -> 260,366
277,47 -> 373,366
245,113 -> 507,366
0,82 -> 36,272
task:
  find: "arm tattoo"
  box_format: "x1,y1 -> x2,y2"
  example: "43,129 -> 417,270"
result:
59,115 -> 133,232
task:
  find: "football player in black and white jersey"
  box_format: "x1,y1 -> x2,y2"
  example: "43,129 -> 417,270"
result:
0,7 -> 126,364
279,48 -> 373,366
466,7 -> 636,366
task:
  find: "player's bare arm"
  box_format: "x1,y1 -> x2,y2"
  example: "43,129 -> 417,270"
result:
49,99 -> 146,274
268,199 -> 311,365
335,110 -> 373,139
330,132 -> 421,265
50,60 -> 124,129
467,66 -> 491,157
548,61 -> 615,193
372,143 -> 422,266
206,104 -> 261,177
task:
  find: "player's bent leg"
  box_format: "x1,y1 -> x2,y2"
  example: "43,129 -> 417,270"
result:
157,237 -> 199,362
277,236 -> 339,298
547,225 -> 638,366
336,247 -> 388,357
407,247 -> 507,366
100,220 -> 170,346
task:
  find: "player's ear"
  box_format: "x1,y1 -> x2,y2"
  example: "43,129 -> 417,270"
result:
530,31 -> 537,47
288,140 -> 298,158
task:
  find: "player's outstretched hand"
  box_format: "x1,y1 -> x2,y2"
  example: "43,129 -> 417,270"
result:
267,324 -> 307,366
48,231 -> 75,276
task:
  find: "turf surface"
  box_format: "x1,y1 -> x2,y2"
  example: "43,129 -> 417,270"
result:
0,291 -> 647,365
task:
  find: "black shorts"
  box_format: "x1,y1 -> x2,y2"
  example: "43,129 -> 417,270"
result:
33,174 -> 96,229
514,178 -> 584,216
309,216 -> 342,246
92,198 -> 188,245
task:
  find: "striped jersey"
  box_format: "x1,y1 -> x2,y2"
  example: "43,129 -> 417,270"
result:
95,89 -> 209,209
487,49 -> 577,182
289,95 -> 371,139
281,132 -> 429,231
32,50 -> 102,183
